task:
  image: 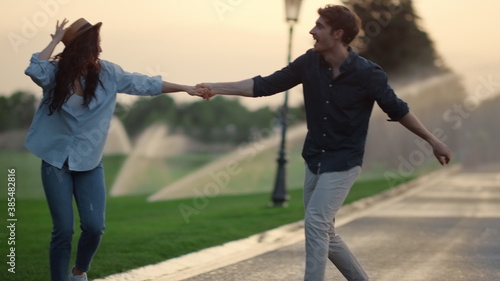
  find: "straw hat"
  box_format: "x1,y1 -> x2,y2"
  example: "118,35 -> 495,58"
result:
62,18 -> 102,46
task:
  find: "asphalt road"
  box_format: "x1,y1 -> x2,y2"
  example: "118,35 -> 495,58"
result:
180,165 -> 500,281
97,164 -> 500,281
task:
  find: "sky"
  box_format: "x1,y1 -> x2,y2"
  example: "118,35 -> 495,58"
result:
1,0 -> 499,109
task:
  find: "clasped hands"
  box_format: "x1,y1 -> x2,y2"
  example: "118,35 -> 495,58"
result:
187,84 -> 216,100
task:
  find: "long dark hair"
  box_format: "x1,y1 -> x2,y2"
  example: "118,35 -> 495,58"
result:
47,26 -> 103,115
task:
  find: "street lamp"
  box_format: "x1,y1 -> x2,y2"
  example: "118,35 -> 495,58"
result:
271,0 -> 303,207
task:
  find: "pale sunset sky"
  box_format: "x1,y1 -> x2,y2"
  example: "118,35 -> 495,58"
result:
1,0 -> 499,109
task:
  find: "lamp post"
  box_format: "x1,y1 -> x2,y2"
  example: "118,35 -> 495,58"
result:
271,0 -> 303,207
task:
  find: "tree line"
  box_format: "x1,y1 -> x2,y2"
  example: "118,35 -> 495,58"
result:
116,94 -> 305,144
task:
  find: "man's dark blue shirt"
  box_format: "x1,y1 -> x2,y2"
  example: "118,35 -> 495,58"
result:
252,48 -> 409,174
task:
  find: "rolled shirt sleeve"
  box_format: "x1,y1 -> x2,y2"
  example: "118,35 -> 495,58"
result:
106,62 -> 163,96
253,54 -> 305,97
24,53 -> 57,92
367,66 -> 409,121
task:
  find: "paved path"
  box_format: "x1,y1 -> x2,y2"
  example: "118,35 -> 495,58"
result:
97,164 -> 500,281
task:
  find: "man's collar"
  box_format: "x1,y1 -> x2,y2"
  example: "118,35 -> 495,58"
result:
340,46 -> 356,72
320,46 -> 356,70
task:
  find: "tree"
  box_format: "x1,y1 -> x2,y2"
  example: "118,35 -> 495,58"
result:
179,96 -> 275,144
117,94 -> 177,138
0,91 -> 37,132
343,0 -> 446,79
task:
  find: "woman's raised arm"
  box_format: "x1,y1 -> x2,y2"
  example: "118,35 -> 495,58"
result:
37,19 -> 68,60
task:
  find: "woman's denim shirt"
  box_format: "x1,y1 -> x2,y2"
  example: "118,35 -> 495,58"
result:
25,53 -> 162,171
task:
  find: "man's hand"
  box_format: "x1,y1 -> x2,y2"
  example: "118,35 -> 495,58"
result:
161,83 -> 211,98
195,84 -> 215,100
431,140 -> 451,165
398,112 -> 452,166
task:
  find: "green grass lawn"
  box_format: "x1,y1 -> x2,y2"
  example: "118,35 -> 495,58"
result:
0,175 -> 412,281
0,150 -> 47,199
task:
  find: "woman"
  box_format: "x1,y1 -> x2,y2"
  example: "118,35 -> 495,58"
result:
24,18 -> 200,281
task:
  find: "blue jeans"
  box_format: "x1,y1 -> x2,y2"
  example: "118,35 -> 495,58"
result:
41,160 -> 106,281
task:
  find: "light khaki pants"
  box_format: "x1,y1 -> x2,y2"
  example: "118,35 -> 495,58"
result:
303,166 -> 369,281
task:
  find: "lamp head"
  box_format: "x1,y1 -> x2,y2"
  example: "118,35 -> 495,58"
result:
285,0 -> 303,23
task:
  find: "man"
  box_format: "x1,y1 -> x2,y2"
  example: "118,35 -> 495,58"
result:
197,5 -> 451,281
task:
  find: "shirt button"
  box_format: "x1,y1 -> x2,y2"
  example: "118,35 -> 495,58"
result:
326,101 -> 330,104
323,133 -> 326,137
324,117 -> 327,120
321,150 -> 325,153
329,84 -> 332,87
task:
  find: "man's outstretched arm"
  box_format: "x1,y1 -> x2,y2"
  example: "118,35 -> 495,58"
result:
197,79 -> 254,98
398,112 -> 451,165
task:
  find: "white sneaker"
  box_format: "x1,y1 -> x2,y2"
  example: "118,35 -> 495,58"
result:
69,270 -> 88,281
